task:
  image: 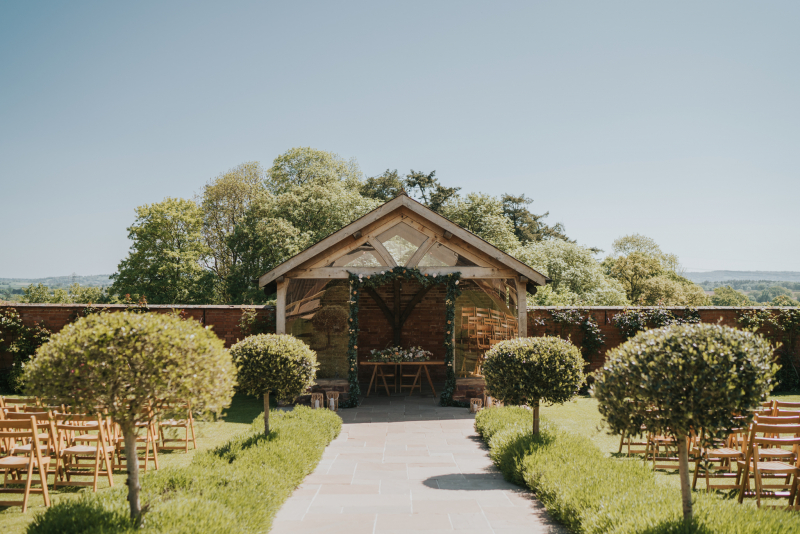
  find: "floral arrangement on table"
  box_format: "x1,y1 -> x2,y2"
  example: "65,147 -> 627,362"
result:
368,346 -> 433,363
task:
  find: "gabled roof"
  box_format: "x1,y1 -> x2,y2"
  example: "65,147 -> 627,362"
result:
258,193 -> 549,290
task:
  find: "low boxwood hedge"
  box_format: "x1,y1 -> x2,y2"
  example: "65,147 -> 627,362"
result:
475,407 -> 800,534
27,406 -> 341,534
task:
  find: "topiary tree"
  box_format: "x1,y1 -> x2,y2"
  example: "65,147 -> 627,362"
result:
482,336 -> 585,434
230,334 -> 318,434
311,305 -> 348,349
22,311 -> 235,524
594,323 -> 776,522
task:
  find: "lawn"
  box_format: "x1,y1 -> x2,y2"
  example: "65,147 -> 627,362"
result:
0,393 -> 267,534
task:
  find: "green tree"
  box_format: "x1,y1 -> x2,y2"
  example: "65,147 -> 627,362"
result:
267,147 -> 362,193
758,285 -> 792,303
594,323 -> 776,521
639,274 -> 710,306
110,198 -> 213,304
439,193 -> 520,252
612,233 -> 680,273
23,312 -> 235,523
482,336 -> 585,434
404,170 -> 460,212
230,334 -> 318,434
199,162 -> 265,302
604,252 -> 665,303
711,285 -> 754,306
360,169 -> 406,202
514,240 -> 629,305
501,193 -> 570,243
772,294 -> 800,307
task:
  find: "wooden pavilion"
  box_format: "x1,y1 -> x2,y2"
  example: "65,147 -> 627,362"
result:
258,193 -> 549,403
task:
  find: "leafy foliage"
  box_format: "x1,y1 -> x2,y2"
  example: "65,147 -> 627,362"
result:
438,193 -> 519,252
595,323 -> 775,444
513,240 -> 629,305
739,308 -> 800,391
482,336 -> 585,407
110,198 -> 214,304
229,334 -> 318,402
711,285 -> 754,306
501,193 -> 570,244
0,308 -> 51,393
612,306 -> 700,339
547,309 -> 606,360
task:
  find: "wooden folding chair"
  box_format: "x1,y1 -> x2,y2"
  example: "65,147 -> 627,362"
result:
54,414 -> 115,492
0,416 -> 52,512
5,411 -> 58,476
159,403 -> 197,453
618,428 -> 649,457
0,397 -> 39,413
737,417 -> 800,507
113,418 -> 159,473
692,425 -> 747,491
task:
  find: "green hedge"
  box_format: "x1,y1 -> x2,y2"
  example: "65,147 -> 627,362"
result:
28,406 -> 341,534
475,407 -> 800,534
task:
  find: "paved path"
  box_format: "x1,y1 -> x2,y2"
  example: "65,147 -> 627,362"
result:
272,396 -> 564,534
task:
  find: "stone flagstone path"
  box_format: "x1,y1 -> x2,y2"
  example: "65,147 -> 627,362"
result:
272,396 -> 564,534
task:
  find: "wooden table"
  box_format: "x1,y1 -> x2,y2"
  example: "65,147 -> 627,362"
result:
362,361 -> 444,397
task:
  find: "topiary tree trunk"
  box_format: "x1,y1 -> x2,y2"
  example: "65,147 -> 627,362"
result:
121,423 -> 142,523
677,434 -> 692,521
532,399 -> 540,435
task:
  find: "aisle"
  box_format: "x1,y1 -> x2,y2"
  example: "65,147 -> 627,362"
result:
272,396 -> 564,534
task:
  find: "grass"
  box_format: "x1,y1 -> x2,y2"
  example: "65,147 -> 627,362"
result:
477,393 -> 800,534
0,393 -> 270,534
26,405 -> 341,534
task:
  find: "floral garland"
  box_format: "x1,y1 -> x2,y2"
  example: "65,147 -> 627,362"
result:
369,346 -> 432,363
343,266 -> 462,408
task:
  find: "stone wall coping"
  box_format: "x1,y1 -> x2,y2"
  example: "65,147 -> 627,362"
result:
1,303 -> 788,311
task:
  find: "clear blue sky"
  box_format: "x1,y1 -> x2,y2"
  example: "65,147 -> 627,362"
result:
1,1 -> 798,278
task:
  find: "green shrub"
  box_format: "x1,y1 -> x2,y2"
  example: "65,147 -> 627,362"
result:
23,311 -> 236,523
475,407 -> 800,534
482,336 -> 584,433
28,406 -> 341,534
230,334 -> 318,434
594,323 -> 776,520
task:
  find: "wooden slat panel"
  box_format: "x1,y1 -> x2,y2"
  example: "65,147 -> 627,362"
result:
288,267 -> 518,279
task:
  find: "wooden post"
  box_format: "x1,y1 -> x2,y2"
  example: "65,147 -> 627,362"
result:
516,278 -> 528,338
276,279 -> 287,334
393,279 -> 401,345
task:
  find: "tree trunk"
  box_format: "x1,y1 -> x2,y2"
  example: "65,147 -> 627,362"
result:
122,424 -> 142,523
532,400 -> 540,435
263,392 -> 270,435
677,434 -> 693,521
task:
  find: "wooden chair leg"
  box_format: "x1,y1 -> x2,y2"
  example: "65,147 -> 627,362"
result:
22,463 -> 34,513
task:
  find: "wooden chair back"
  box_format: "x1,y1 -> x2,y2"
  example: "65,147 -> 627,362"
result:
0,416 -> 51,510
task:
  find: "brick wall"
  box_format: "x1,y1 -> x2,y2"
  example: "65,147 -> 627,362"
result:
357,281 -> 448,383
2,304 -> 793,375
0,304 -> 276,368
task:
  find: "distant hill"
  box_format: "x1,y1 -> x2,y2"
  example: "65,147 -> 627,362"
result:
0,274 -> 112,290
684,271 -> 800,283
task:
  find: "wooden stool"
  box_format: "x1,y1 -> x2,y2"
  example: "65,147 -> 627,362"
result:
326,391 -> 340,412
470,398 -> 483,413
310,393 -> 324,409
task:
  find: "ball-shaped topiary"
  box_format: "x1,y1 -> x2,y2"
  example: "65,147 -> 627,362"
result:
311,305 -> 348,349
230,334 -> 318,434
482,336 -> 585,434
593,323 -> 776,521
23,311 -> 235,523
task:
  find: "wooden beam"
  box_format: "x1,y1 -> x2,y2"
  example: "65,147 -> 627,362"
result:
288,267 -> 518,279
405,237 -> 435,268
516,278 -> 527,337
276,279 -> 288,334
393,280 -> 401,345
398,284 -> 434,329
364,287 -> 394,328
368,238 -> 397,267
